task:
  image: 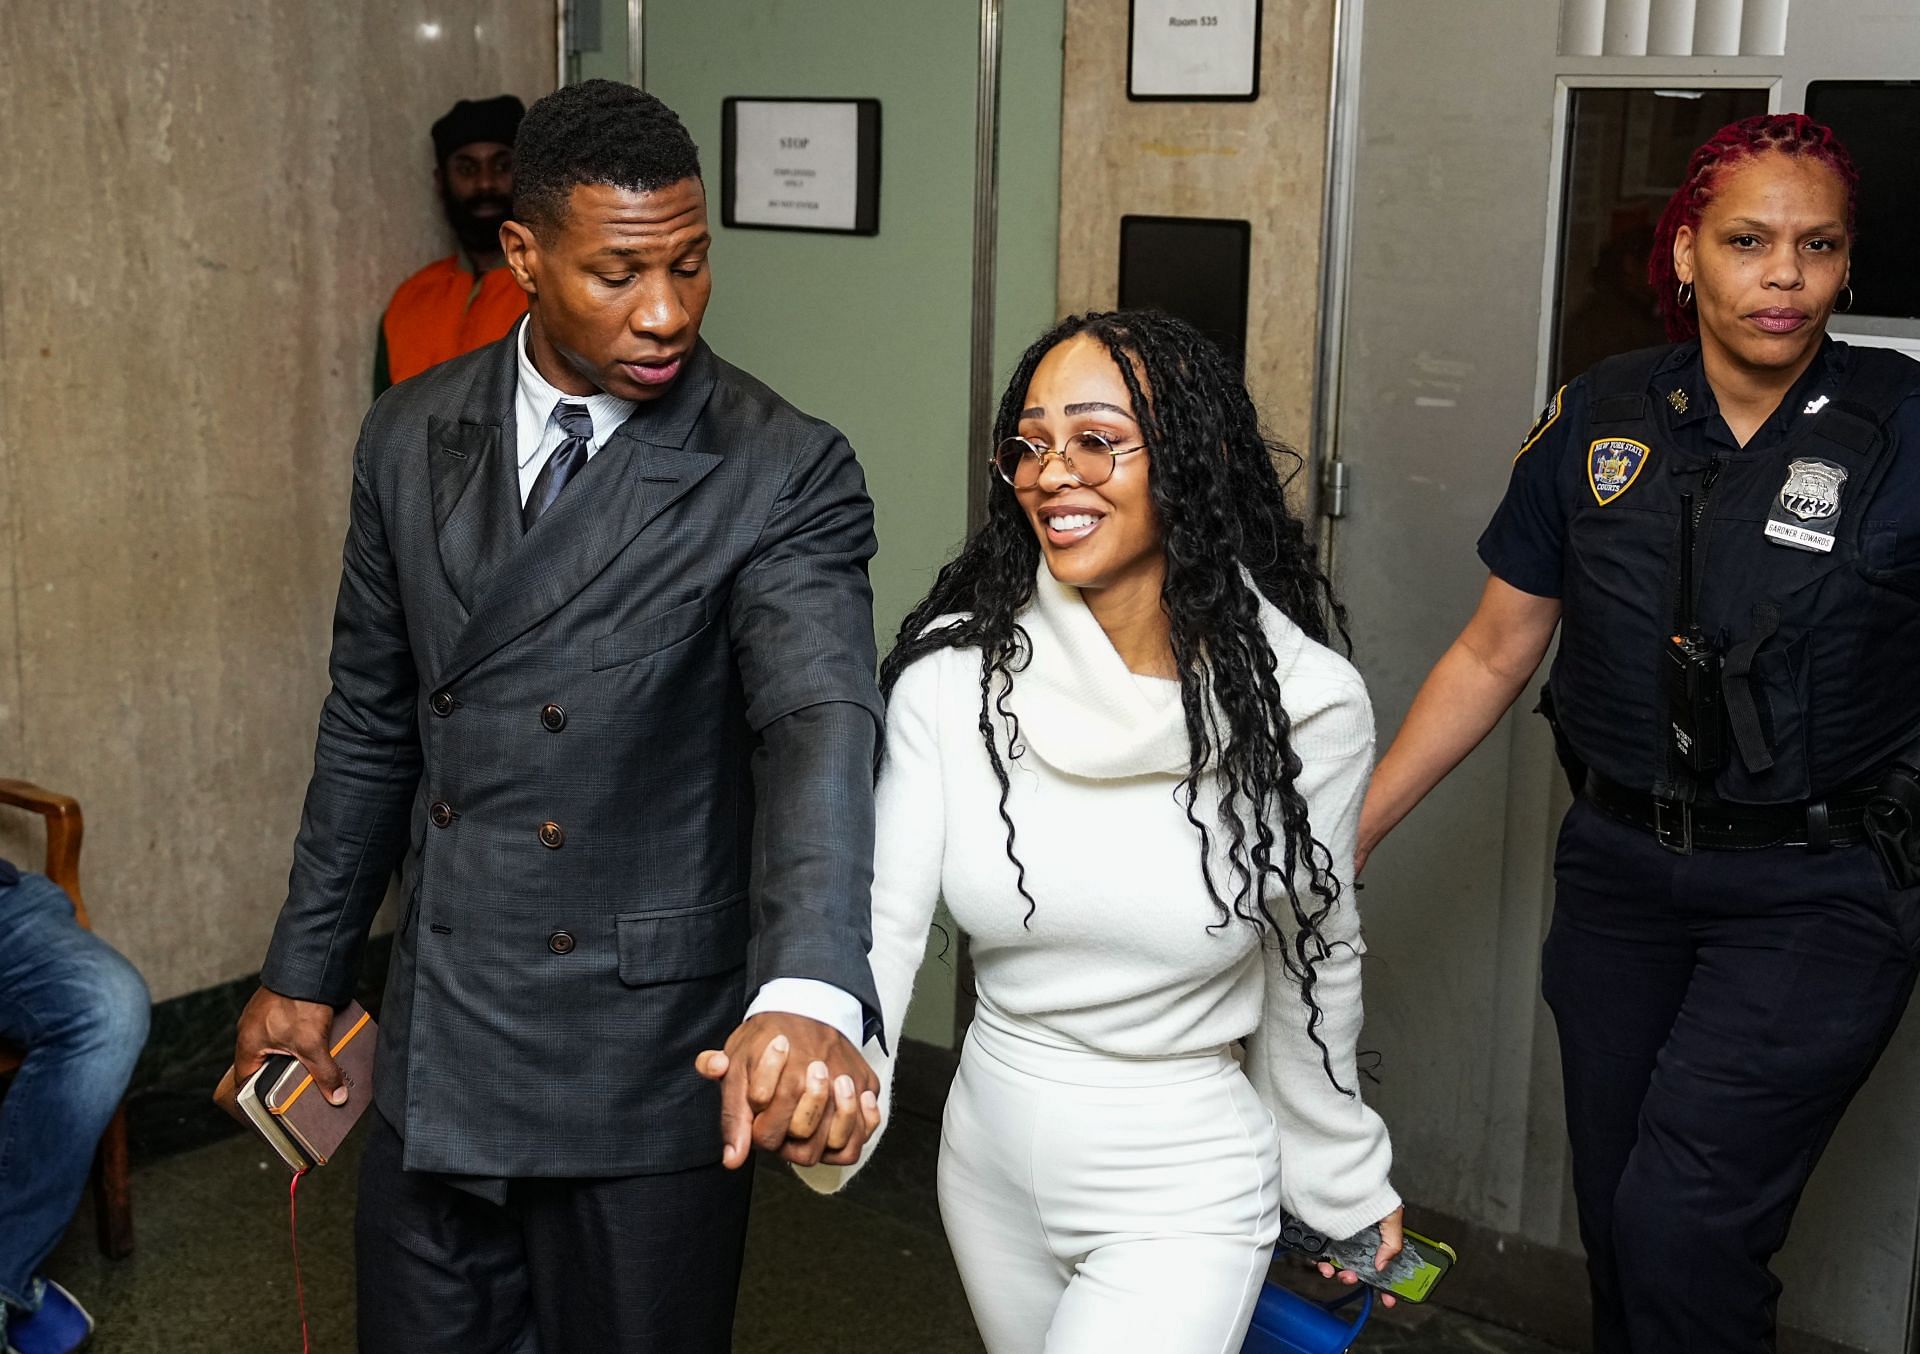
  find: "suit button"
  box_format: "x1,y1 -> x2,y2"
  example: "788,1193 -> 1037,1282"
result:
430,690 -> 456,718
429,801 -> 456,829
539,821 -> 565,849
548,930 -> 575,955
540,703 -> 567,732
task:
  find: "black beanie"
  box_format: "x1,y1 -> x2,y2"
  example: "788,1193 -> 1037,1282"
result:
432,95 -> 526,163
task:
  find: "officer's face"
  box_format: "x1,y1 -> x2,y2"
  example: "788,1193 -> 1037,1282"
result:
1674,152 -> 1850,377
501,178 -> 711,402
1013,335 -> 1164,601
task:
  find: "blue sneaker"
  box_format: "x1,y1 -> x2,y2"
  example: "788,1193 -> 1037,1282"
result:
4,1280 -> 94,1354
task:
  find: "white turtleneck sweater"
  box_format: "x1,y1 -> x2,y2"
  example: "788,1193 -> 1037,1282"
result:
805,567 -> 1399,1239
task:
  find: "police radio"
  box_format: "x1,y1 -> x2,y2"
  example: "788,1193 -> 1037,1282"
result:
1665,492 -> 1725,778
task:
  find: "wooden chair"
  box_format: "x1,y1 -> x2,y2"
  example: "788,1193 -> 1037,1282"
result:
0,779 -> 135,1258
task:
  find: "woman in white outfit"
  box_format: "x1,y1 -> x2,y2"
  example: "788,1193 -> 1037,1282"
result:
714,311 -> 1401,1353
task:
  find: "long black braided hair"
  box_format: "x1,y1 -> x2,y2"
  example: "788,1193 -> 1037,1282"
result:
881,310 -> 1359,1092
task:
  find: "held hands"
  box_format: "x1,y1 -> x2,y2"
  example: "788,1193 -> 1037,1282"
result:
234,986 -> 349,1106
695,1013 -> 881,1169
1315,1206 -> 1405,1309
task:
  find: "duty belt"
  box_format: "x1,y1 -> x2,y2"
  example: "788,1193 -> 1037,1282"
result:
1584,772 -> 1877,854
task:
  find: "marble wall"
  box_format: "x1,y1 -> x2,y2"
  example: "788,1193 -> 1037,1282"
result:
1057,0 -> 1334,450
0,3 -> 553,1001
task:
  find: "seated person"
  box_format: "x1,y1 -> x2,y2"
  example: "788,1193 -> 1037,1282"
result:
0,856 -> 149,1354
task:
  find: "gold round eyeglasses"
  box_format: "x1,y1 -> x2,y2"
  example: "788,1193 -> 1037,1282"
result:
990,431 -> 1147,489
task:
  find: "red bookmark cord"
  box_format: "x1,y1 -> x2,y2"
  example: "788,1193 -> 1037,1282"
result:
289,1169 -> 311,1354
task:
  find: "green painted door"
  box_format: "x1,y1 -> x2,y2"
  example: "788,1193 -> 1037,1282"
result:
645,0 -> 1063,1047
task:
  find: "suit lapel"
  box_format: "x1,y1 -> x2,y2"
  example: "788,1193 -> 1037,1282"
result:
432,344 -> 722,689
429,339 -> 522,615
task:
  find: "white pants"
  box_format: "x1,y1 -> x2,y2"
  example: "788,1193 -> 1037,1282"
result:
938,1002 -> 1282,1354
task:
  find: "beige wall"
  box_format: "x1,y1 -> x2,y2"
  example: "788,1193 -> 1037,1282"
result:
0,3 -> 552,1001
1057,0 -> 1333,446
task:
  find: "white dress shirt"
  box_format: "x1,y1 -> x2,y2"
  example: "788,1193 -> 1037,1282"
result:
509,318 -> 865,1050
512,317 -> 637,505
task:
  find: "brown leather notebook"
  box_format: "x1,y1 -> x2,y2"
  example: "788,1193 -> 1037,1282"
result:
213,1001 -> 377,1170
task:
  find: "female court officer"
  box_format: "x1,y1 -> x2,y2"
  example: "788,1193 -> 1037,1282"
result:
1357,113 -> 1920,1353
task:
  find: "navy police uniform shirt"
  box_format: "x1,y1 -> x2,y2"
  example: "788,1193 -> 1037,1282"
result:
0,856 -> 16,887
1476,336 -> 1920,800
1480,338 -> 1920,597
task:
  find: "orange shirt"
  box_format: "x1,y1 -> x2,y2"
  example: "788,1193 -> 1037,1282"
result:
379,256 -> 528,388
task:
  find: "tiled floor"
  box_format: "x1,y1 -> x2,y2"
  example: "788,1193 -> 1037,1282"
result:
45,1105 -> 1572,1354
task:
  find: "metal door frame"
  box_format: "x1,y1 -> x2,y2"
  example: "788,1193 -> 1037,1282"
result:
554,0 -> 647,88
1527,72 -> 1784,413
1312,11 -> 1790,560
1310,0 -> 1363,576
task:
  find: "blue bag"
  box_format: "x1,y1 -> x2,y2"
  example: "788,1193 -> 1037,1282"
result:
1240,1281 -> 1373,1354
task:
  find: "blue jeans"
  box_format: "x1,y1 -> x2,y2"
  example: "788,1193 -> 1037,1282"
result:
0,873 -> 149,1310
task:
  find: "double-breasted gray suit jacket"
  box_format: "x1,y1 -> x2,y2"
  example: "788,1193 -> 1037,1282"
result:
261,333 -> 884,1178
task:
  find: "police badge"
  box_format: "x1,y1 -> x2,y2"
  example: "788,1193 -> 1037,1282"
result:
1587,437 -> 1651,505
1764,457 -> 1849,553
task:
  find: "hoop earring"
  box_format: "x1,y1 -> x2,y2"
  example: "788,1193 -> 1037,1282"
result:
1677,281 -> 1694,308
1838,284 -> 1855,313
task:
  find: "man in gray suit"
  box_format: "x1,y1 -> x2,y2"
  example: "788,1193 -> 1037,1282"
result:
233,81 -> 883,1352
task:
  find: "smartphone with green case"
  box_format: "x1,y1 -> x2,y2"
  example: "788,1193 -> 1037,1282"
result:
1376,1229 -> 1455,1303
1277,1210 -> 1457,1304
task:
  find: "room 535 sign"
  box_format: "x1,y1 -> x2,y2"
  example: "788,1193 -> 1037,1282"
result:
1128,0 -> 1261,101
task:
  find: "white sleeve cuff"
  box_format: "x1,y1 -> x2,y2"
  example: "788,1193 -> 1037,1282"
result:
745,978 -> 866,1050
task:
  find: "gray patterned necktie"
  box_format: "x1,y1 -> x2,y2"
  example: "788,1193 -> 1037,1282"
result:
522,402 -> 594,530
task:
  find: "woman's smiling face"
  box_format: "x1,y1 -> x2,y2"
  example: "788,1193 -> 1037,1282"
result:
1013,335 -> 1163,598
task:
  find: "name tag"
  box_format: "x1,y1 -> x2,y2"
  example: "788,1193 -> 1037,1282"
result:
1763,520 -> 1836,553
